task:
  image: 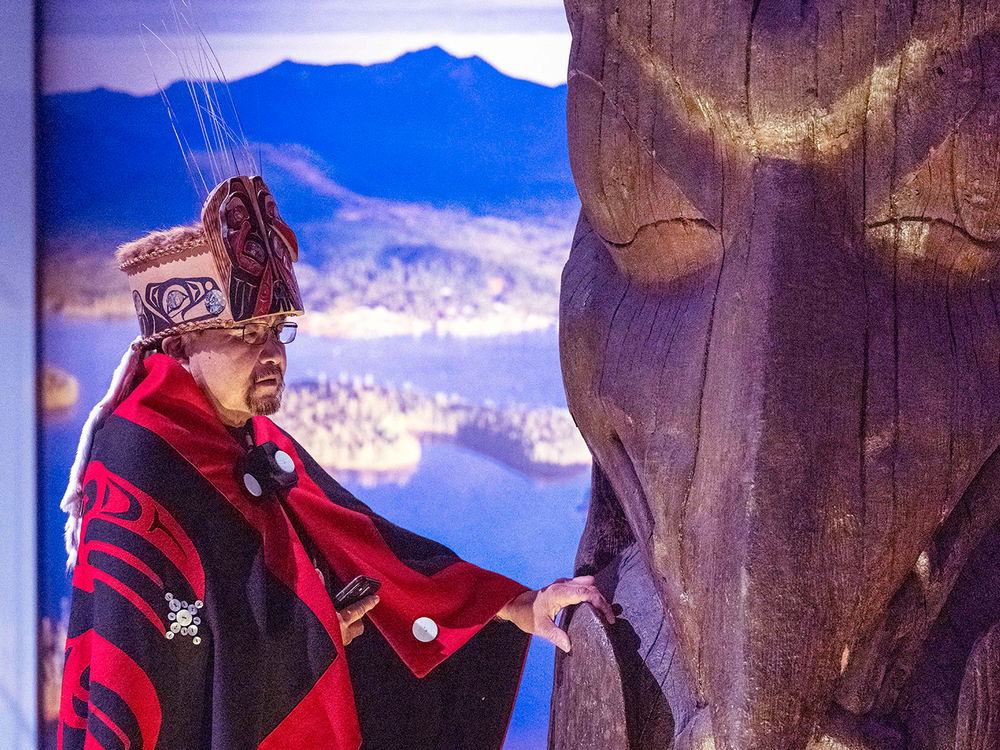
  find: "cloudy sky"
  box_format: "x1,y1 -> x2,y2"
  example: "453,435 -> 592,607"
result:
42,0 -> 573,93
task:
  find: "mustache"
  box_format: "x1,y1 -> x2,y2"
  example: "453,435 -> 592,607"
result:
251,364 -> 285,388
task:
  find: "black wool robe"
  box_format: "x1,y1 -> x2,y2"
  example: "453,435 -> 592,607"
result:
58,354 -> 530,750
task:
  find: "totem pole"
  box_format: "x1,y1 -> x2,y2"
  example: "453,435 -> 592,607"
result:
550,0 -> 1000,748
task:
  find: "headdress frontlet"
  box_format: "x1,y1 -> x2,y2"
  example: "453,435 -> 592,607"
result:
121,175 -> 304,349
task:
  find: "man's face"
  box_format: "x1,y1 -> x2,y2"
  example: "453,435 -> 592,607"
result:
177,315 -> 287,426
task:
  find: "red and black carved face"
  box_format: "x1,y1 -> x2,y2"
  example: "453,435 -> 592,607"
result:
223,188 -> 268,276
256,180 -> 298,263
217,177 -> 303,322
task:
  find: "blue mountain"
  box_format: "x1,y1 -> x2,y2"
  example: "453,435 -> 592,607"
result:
38,46 -> 574,240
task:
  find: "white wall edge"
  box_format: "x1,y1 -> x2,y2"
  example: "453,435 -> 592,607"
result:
0,0 -> 38,746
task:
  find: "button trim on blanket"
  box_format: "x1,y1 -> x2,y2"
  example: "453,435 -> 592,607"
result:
412,617 -> 438,642
243,473 -> 263,497
164,591 -> 206,645
275,450 -> 294,472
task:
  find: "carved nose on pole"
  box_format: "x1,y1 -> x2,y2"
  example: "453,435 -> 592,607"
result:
236,441 -> 298,499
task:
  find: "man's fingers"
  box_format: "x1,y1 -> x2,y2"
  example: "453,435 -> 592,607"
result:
543,584 -> 616,625
577,589 -> 615,624
553,576 -> 593,586
337,594 -> 379,646
512,577 -> 619,647
537,619 -> 572,653
547,584 -> 601,609
341,594 -> 380,624
586,590 -> 617,624
342,619 -> 365,646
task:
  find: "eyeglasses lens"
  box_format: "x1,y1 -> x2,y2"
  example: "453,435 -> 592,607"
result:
241,322 -> 297,345
278,324 -> 297,344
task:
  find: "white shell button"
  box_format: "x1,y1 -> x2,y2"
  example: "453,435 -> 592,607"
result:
412,617 -> 439,643
243,473 -> 262,497
275,450 -> 294,472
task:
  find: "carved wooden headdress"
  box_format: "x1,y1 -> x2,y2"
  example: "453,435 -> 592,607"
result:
119,175 -> 304,349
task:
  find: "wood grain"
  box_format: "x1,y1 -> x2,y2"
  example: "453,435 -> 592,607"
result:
553,0 -> 1000,748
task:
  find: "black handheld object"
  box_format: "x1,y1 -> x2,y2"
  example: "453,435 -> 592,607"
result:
334,575 -> 381,611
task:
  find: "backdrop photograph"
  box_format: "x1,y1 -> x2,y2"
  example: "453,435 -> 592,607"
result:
36,2 -> 584,748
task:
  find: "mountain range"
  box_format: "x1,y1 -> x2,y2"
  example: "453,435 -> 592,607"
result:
38,46 -> 575,240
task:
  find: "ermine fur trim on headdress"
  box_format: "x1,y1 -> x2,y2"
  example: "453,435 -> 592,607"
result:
61,338 -> 144,568
117,223 -> 206,271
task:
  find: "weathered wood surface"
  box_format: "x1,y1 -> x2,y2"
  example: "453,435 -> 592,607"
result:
549,604 -> 630,750
551,0 -> 1000,748
955,622 -> 1000,750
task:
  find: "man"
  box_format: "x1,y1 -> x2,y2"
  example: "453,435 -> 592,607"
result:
58,175 -> 613,750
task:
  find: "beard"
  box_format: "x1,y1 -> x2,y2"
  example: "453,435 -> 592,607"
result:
246,364 -> 285,416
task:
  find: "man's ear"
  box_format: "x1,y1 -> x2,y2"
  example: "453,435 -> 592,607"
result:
161,334 -> 189,364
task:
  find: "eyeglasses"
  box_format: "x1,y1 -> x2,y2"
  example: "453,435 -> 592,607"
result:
230,321 -> 298,345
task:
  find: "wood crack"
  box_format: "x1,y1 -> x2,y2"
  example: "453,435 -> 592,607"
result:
601,216 -> 719,249
865,217 -> 999,249
745,0 -> 763,133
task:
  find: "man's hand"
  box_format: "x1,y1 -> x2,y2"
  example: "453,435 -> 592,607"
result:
337,594 -> 379,646
496,575 -> 615,653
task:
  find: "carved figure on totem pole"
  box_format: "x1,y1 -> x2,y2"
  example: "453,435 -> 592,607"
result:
549,0 -> 1000,749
